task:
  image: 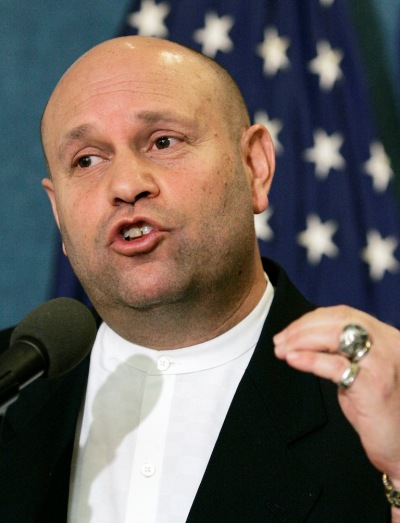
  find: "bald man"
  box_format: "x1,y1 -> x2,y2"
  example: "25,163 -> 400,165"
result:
0,36 -> 399,522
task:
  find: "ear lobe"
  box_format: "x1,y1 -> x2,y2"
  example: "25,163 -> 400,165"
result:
42,178 -> 69,256
242,124 -> 276,214
42,177 -> 68,254
42,178 -> 60,228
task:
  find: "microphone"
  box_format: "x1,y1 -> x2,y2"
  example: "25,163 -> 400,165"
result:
0,297 -> 97,413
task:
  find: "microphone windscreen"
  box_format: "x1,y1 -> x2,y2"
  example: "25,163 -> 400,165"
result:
10,297 -> 97,379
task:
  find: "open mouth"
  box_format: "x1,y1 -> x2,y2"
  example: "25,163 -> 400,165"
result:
121,223 -> 154,241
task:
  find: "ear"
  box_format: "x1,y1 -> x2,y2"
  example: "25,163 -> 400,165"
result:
42,177 -> 68,256
241,124 -> 275,214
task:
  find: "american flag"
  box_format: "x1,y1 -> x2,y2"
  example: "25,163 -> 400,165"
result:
54,0 -> 400,328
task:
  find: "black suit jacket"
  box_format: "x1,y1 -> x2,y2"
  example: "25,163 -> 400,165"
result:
0,259 -> 388,522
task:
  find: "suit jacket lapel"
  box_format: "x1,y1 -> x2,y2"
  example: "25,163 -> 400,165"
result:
188,259 -> 327,522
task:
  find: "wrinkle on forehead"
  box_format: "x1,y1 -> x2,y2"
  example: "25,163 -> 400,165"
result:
42,36 -> 249,162
57,109 -> 201,163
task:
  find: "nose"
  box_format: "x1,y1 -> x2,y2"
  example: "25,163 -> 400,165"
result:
107,152 -> 160,206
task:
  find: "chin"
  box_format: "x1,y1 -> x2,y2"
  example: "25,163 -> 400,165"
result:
118,280 -> 188,311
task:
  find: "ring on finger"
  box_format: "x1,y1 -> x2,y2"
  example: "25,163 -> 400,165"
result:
339,324 -> 371,362
337,362 -> 360,389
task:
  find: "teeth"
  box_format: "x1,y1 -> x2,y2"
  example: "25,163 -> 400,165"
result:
141,224 -> 153,235
122,224 -> 154,241
123,226 -> 142,240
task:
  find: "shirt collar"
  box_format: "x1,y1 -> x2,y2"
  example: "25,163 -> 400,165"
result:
98,277 -> 274,375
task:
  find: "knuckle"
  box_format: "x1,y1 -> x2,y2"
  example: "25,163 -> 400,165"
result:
335,304 -> 353,323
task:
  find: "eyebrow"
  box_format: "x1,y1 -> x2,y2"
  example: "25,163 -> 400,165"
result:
58,124 -> 96,161
57,110 -> 197,161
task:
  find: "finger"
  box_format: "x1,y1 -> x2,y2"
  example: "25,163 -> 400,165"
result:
274,323 -> 341,358
285,349 -> 352,385
274,305 -> 376,345
274,305 -> 382,359
284,348 -> 388,406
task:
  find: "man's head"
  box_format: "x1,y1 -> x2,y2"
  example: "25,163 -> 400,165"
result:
41,36 -> 275,347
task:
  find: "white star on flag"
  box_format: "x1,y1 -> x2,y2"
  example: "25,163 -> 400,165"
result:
127,0 -> 170,37
361,230 -> 399,281
363,142 -> 394,193
297,214 -> 339,264
193,12 -> 234,58
320,0 -> 335,6
308,40 -> 343,90
255,207 -> 274,241
256,27 -> 290,76
304,129 -> 345,179
254,110 -> 284,154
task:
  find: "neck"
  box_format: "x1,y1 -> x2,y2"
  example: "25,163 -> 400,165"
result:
97,265 -> 267,350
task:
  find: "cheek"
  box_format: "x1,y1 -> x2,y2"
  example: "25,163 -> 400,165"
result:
199,155 -> 237,202
55,189 -> 99,244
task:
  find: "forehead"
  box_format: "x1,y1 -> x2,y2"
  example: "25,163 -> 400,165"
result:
45,43 -> 217,130
41,43 -> 224,161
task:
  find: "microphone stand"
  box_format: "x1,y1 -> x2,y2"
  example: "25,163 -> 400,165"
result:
0,370 -> 19,446
0,339 -> 46,445
0,370 -> 19,414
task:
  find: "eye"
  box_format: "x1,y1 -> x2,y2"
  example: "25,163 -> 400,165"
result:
76,155 -> 102,168
154,136 -> 178,150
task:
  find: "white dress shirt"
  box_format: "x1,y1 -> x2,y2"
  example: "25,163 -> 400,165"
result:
68,281 -> 274,523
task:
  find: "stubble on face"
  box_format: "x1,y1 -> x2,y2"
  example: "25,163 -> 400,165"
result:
42,37 -> 265,347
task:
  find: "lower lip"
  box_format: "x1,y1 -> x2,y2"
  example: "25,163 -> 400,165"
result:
110,230 -> 162,255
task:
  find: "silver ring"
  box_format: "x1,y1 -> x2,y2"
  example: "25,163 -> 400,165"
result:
339,324 -> 371,362
337,362 -> 360,389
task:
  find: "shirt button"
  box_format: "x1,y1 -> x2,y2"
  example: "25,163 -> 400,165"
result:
141,463 -> 156,477
157,357 -> 170,371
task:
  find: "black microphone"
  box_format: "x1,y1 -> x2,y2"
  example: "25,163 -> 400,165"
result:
0,297 -> 97,413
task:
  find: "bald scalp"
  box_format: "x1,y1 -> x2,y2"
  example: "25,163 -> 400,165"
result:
40,36 -> 250,170
173,41 -> 251,139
